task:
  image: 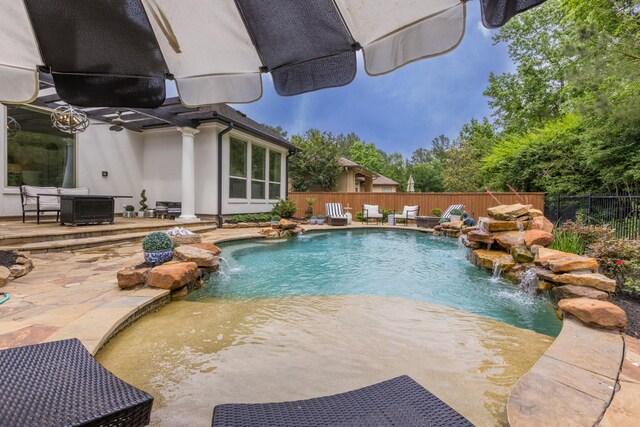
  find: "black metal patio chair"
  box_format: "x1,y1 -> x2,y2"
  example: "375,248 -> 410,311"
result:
0,338 -> 153,427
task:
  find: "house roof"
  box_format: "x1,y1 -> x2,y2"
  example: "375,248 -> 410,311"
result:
338,157 -> 360,167
32,76 -> 298,152
373,175 -> 400,186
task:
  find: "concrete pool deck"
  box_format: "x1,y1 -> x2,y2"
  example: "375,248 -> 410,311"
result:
0,223 -> 638,425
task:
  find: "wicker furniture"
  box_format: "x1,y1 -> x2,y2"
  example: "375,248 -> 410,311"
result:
60,195 -> 115,225
212,375 -> 472,427
325,203 -> 348,226
0,338 -> 153,427
416,216 -> 441,229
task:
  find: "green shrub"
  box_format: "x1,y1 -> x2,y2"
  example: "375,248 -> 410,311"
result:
549,221 -> 613,255
431,208 -> 442,217
271,198 -> 297,218
355,211 -> 364,222
587,239 -> 640,294
142,232 -> 173,252
271,215 -> 281,222
305,198 -> 316,206
139,189 -> 148,211
450,208 -> 463,216
224,213 -> 272,224
125,205 -> 135,212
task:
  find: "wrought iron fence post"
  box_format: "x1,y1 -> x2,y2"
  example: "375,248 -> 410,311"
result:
556,194 -> 560,222
587,194 -> 592,224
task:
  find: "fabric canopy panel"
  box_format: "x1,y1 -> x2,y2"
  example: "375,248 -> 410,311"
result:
0,0 -> 548,108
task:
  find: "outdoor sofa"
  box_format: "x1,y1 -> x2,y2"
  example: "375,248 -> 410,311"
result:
20,185 -> 90,224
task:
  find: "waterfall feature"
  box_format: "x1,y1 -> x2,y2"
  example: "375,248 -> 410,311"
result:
491,261 -> 502,282
518,269 -> 539,295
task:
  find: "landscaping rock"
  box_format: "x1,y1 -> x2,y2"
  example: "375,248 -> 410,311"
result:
441,221 -> 464,230
495,231 -> 524,250
189,242 -> 222,255
537,270 -> 615,292
481,218 -> 522,232
279,219 -> 297,230
117,267 -> 150,289
292,226 -> 305,235
548,256 -> 598,274
146,262 -> 200,290
172,286 -> 189,298
530,216 -> 554,233
558,298 -> 627,330
487,204 -> 530,221
171,234 -> 202,245
467,230 -> 496,244
534,247 -> 572,267
461,226 -> 477,234
552,285 -> 610,301
511,246 -> 534,263
461,235 -> 481,249
524,229 -> 554,248
0,266 -> 10,287
222,223 -> 238,229
9,262 -> 32,279
174,245 -> 217,267
527,208 -> 544,218
472,249 -> 516,271
538,279 -> 555,291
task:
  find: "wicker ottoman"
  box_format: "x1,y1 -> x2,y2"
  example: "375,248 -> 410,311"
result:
0,339 -> 153,427
416,216 -> 442,228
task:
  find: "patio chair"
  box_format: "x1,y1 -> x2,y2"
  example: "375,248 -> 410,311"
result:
396,205 -> 420,226
211,375 -> 473,426
362,204 -> 383,224
325,203 -> 348,226
0,338 -> 153,427
442,204 -> 465,222
20,185 -> 60,224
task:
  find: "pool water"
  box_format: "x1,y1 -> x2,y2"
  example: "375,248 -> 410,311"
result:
190,229 -> 561,336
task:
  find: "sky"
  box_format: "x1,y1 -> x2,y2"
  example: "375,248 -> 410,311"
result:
177,3 -> 515,159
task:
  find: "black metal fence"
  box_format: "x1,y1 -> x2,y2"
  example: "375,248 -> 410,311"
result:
545,194 -> 640,239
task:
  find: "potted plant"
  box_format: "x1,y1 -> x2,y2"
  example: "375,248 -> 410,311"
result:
123,205 -> 136,218
142,231 -> 174,265
431,208 -> 442,217
309,215 -> 317,225
316,215 -> 325,225
139,189 -> 148,218
271,215 -> 281,229
305,198 -> 316,219
449,208 -> 463,222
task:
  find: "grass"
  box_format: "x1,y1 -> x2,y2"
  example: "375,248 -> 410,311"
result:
549,228 -> 587,255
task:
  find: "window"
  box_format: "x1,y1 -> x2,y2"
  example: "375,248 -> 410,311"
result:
229,138 -> 247,198
5,105 -> 76,187
251,145 -> 266,199
269,151 -> 282,199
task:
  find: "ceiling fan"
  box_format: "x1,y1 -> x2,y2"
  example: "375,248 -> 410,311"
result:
94,111 -> 126,132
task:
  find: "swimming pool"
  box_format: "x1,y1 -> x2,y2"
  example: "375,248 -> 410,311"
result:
191,229 -> 561,336
98,229 -> 559,426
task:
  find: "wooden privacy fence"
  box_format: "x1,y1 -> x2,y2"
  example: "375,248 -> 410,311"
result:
288,192 -> 546,219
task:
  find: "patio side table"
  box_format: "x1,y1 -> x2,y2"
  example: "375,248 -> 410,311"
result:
388,214 -> 396,225
0,338 -> 153,427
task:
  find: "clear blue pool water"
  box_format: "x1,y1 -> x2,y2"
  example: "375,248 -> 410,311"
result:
190,229 -> 562,336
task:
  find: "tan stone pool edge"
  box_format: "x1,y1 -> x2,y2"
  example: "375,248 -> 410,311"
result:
2,224 -> 636,425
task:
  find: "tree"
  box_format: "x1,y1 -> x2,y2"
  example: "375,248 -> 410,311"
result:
348,141 -> 386,174
288,129 -> 342,191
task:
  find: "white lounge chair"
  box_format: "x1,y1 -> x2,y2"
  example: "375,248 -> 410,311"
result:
325,203 -> 348,226
396,205 -> 420,226
441,204 -> 465,221
362,204 -> 383,224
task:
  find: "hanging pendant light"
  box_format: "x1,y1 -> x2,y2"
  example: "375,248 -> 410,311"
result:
51,105 -> 89,134
6,116 -> 20,138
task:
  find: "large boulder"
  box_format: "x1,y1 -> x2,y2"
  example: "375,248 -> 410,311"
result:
495,231 -> 524,250
117,267 -> 150,289
146,262 -> 200,290
548,256 -> 598,274
461,235 -> 482,249
466,230 -> 496,244
487,204 -> 530,221
189,242 -> 222,255
530,216 -> 554,233
558,298 -> 627,330
524,229 -> 554,248
537,270 -> 616,292
480,218 -> 523,232
279,219 -> 297,230
174,245 -> 217,267
441,221 -> 464,230
535,247 -> 573,267
527,208 -> 544,218
511,246 -> 534,264
552,285 -> 610,301
0,266 -> 10,287
472,249 -> 516,271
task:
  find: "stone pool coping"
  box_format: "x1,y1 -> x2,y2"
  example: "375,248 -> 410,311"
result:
1,223 -> 637,424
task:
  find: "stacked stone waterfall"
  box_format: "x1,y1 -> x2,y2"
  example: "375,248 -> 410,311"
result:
462,203 -> 627,331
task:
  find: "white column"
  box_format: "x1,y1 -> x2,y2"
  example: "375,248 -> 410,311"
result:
176,127 -> 200,222
61,140 -> 75,188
